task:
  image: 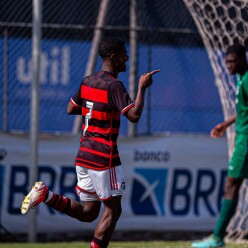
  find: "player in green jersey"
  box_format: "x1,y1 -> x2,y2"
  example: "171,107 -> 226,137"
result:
192,44 -> 248,248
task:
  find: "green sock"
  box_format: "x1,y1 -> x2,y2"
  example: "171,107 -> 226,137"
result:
213,198 -> 238,240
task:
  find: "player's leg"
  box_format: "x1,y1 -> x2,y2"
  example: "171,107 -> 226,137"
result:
90,196 -> 122,248
45,188 -> 101,222
21,165 -> 102,221
21,181 -> 101,222
192,134 -> 248,248
191,177 -> 242,248
212,176 -> 243,241
212,134 -> 248,242
89,166 -> 125,248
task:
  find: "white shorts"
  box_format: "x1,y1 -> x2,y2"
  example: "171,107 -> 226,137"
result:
75,165 -> 126,202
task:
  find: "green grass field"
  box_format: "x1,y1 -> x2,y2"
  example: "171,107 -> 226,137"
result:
0,242 -> 248,248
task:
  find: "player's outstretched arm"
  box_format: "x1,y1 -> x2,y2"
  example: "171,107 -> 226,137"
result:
210,114 -> 236,139
126,69 -> 160,123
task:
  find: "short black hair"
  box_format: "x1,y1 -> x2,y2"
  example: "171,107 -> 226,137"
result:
98,37 -> 125,58
226,44 -> 247,59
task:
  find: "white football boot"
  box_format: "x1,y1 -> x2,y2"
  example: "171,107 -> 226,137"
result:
21,181 -> 48,214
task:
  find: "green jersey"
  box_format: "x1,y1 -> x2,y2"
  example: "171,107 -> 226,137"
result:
235,70 -> 248,134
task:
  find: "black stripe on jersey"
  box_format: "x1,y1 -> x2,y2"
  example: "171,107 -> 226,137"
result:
80,139 -> 119,154
75,155 -> 121,169
84,118 -> 120,129
81,99 -> 111,112
76,150 -> 110,167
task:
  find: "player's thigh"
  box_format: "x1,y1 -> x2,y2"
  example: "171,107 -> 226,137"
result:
82,200 -> 101,213
89,165 -> 126,201
75,165 -> 100,201
229,134 -> 248,179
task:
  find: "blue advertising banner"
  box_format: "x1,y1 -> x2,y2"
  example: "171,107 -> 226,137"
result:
0,38 -> 4,131
0,37 -> 223,134
7,38 -> 91,132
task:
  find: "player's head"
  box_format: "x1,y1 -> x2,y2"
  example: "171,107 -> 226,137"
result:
98,37 -> 128,72
225,44 -> 247,75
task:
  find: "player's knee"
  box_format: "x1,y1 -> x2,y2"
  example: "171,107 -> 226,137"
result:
76,205 -> 101,222
78,211 -> 100,222
89,211 -> 101,222
224,182 -> 233,197
224,179 -> 241,199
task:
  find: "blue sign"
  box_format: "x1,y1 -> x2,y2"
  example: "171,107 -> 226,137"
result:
6,38 -> 92,132
131,167 -> 227,217
131,168 -> 167,216
0,37 -> 223,134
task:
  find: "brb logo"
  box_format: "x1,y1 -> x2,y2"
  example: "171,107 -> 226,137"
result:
131,168 -> 167,216
131,168 -> 227,217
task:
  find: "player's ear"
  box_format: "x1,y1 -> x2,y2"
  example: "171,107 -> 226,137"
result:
110,54 -> 119,66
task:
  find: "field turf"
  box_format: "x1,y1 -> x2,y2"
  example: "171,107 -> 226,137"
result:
0,242 -> 248,248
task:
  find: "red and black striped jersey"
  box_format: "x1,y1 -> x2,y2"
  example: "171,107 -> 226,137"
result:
71,70 -> 134,170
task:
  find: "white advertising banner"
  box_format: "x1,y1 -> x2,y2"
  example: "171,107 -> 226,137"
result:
0,133 -> 228,232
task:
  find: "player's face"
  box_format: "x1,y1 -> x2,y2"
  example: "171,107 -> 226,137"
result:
116,48 -> 129,72
225,53 -> 241,75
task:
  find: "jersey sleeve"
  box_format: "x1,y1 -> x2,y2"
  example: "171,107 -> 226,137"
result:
109,81 -> 135,114
70,85 -> 82,107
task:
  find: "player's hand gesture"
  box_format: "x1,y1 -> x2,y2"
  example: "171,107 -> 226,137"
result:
210,123 -> 227,139
139,69 -> 160,89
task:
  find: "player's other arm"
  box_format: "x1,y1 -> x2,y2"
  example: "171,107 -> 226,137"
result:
67,86 -> 82,115
210,114 -> 236,139
125,69 -> 160,123
67,99 -> 82,115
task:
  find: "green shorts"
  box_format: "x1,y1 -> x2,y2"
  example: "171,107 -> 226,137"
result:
229,134 -> 248,179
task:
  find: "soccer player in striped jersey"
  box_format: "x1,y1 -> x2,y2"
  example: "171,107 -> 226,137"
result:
192,44 -> 248,248
21,37 -> 159,248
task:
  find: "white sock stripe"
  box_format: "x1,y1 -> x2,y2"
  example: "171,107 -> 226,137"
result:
44,191 -> 53,203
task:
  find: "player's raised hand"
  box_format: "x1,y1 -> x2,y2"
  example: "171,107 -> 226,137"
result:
139,69 -> 160,89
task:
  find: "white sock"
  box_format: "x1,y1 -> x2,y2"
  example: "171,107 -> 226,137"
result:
44,191 -> 53,203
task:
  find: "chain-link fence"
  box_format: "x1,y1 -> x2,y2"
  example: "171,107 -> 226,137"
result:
0,0 -> 223,136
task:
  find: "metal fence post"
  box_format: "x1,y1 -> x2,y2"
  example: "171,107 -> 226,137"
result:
29,0 -> 42,242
